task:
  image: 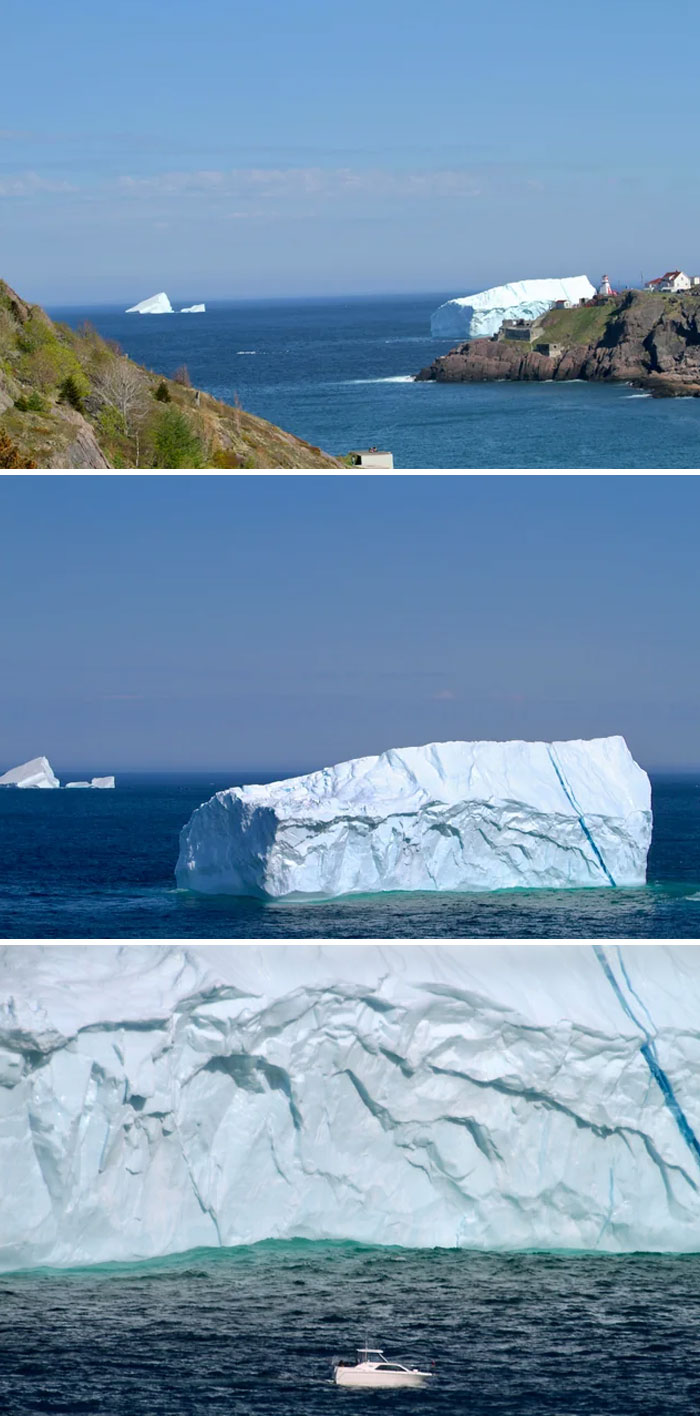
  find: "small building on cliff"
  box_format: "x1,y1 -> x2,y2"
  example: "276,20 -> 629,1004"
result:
500,318 -> 544,343
645,270 -> 691,293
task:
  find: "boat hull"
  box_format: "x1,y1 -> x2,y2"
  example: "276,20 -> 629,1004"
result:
335,1370 -> 430,1389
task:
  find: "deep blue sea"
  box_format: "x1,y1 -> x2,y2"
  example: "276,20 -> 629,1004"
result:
3,1245 -> 700,1415
1,773 -> 698,938
50,295 -> 700,468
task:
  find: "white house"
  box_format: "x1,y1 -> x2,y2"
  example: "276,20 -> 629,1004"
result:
645,270 -> 691,293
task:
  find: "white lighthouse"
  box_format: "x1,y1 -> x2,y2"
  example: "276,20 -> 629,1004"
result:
597,274 -> 613,297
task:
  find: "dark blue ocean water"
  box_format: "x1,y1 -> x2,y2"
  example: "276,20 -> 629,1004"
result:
3,1244 -> 700,1415
50,295 -> 700,469
0,773 -> 698,938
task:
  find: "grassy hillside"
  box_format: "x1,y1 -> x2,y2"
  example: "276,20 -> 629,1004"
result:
537,301 -> 616,345
0,280 -> 340,469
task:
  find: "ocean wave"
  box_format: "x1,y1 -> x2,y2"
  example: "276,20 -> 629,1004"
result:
236,349 -> 257,355
346,374 -> 415,384
625,392 -> 651,398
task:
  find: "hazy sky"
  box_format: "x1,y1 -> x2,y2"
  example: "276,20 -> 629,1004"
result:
3,0 -> 700,303
1,474 -> 698,774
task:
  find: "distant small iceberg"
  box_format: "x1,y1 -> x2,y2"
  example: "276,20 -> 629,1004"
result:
0,757 -> 115,789
66,777 -> 116,790
180,303 -> 206,314
0,756 -> 60,789
126,292 -> 174,315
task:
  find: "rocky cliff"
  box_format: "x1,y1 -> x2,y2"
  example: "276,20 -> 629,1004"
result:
0,279 -> 340,469
416,290 -> 700,395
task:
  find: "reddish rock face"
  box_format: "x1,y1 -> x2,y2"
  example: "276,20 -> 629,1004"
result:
416,290 -> 700,396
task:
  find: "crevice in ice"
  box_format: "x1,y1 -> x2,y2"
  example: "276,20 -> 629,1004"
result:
547,745 -> 616,885
174,1130 -> 224,1247
201,1053 -> 302,1131
77,1019 -> 169,1035
428,1060 -> 699,1195
379,1046 -> 415,1078
442,1114 -> 504,1163
616,948 -> 656,1033
594,945 -> 700,1173
341,1069 -> 396,1132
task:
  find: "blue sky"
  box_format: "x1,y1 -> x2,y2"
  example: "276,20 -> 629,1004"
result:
3,0 -> 700,302
0,474 -> 698,773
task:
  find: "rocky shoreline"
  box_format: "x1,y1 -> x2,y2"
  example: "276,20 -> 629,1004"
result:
416,289 -> 700,397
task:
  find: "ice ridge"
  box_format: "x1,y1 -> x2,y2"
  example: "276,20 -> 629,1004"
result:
2,944 -> 700,1270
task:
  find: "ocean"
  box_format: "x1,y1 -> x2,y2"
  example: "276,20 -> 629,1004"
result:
2,1244 -> 699,1415
1,773 -> 698,938
50,294 -> 700,469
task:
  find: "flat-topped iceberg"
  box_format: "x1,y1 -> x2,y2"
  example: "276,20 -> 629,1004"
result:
180,303 -> 206,313
66,776 -> 115,790
3,942 -> 700,1268
176,736 -> 651,899
431,275 -> 596,339
0,756 -> 59,789
125,291 -> 174,314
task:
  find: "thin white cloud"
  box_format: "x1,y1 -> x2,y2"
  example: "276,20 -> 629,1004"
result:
114,165 -> 483,202
0,171 -> 78,197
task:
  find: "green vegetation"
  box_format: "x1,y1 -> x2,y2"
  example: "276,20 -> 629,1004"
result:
0,277 -> 340,469
14,390 -> 47,413
539,301 -> 615,345
150,407 -> 204,468
59,371 -> 90,411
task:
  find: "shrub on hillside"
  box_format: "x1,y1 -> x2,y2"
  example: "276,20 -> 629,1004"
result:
0,428 -> 36,467
154,380 -> 171,402
149,406 -> 204,467
59,371 -> 90,411
14,390 -> 48,413
172,364 -> 192,388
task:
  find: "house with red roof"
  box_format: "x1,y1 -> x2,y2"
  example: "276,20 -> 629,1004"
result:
645,270 -> 691,293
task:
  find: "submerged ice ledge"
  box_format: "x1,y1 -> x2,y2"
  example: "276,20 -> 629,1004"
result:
176,736 -> 651,899
2,942 -> 700,1271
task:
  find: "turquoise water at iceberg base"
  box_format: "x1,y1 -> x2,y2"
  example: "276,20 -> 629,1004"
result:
3,1243 -> 700,1415
0,774 -> 699,938
50,294 -> 700,468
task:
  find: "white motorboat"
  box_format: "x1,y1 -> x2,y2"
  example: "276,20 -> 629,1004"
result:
334,1346 -> 433,1389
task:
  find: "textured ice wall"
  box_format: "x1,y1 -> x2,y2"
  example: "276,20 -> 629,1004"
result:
2,944 -> 700,1270
431,275 -> 596,338
176,737 -> 651,899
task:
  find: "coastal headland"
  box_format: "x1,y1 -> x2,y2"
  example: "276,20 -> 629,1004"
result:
0,279 -> 340,469
416,289 -> 700,396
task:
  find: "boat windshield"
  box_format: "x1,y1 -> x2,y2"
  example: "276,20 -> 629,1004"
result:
358,1349 -> 386,1364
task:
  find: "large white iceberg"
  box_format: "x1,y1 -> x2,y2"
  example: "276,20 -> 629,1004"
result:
2,942 -> 700,1270
125,292 -> 174,314
431,275 -> 596,339
0,756 -> 59,789
180,303 -> 206,313
176,736 -> 651,900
